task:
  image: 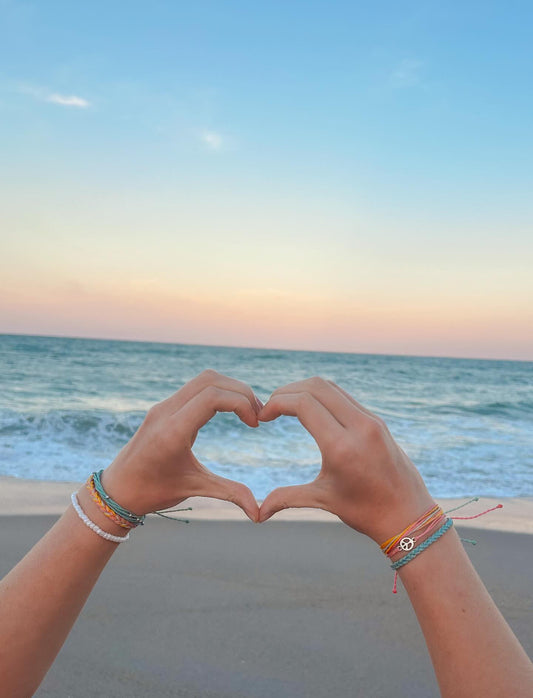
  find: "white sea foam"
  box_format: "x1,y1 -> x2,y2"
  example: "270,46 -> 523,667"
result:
0,335 -> 531,498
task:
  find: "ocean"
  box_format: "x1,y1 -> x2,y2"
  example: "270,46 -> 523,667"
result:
0,334 -> 531,499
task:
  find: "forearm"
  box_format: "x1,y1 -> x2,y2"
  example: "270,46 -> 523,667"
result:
399,525 -> 533,697
0,495 -> 121,698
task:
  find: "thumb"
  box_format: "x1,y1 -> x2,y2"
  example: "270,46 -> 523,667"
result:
259,483 -> 321,523
199,473 -> 260,523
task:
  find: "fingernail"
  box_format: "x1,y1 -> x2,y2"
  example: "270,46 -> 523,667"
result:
254,396 -> 264,411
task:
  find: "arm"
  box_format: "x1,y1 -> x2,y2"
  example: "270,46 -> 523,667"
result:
399,525 -> 533,697
258,377 -> 533,698
0,506 -> 121,698
0,370 -> 261,698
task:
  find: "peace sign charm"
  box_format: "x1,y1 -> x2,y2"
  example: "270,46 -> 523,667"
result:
399,536 -> 415,552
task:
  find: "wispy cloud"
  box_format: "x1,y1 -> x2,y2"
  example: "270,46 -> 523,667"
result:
18,84 -> 91,108
46,93 -> 90,108
390,59 -> 423,88
200,130 -> 223,151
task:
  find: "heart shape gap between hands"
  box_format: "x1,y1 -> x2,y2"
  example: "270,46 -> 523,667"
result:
99,370 -> 435,544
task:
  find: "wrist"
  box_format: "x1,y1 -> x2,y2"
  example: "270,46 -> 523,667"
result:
100,464 -> 152,516
369,491 -> 437,546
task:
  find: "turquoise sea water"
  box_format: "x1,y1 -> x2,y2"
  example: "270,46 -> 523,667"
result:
0,334 -> 531,498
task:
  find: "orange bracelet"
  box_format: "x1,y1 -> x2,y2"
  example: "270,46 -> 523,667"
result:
381,498 -> 503,595
85,475 -> 137,530
387,513 -> 447,563
380,504 -> 442,556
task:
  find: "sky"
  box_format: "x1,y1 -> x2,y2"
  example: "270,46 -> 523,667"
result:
1,0 -> 532,360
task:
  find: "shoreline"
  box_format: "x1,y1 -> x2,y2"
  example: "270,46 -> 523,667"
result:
1,475 -> 532,533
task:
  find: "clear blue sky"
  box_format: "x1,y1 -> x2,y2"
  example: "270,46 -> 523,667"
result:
1,0 -> 532,359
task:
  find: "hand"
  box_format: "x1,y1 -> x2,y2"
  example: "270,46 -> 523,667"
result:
101,370 -> 261,522
258,377 -> 435,543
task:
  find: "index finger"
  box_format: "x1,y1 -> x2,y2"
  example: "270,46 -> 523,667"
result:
325,380 -> 388,428
172,385 -> 260,438
158,370 -> 262,417
270,377 -> 366,429
258,391 -> 344,453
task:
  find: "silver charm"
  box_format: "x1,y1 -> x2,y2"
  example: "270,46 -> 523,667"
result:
399,536 -> 415,552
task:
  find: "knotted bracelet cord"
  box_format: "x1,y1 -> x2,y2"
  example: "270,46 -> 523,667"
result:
390,498 -> 503,594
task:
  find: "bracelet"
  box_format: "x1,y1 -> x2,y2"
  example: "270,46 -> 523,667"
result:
380,503 -> 443,556
71,492 -> 130,543
92,470 -> 145,526
382,497 -> 503,594
390,518 -> 453,570
86,475 -> 137,529
388,513 -> 448,563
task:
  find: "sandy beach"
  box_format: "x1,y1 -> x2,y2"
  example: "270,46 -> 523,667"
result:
1,478 -> 532,697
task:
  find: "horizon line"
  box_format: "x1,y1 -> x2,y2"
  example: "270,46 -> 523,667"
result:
1,331 -> 531,364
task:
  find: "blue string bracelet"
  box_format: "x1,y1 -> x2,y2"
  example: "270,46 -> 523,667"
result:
91,470 -> 193,524
391,518 -> 453,571
92,470 -> 146,526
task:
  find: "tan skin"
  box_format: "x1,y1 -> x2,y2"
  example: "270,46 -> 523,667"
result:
0,372 -> 532,697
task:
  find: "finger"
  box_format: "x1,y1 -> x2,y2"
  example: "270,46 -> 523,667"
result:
325,379 -> 371,413
196,472 -> 260,522
269,377 -> 362,428
258,392 -> 344,453
173,385 -> 260,437
325,380 -> 387,427
158,370 -> 262,417
259,483 -> 323,522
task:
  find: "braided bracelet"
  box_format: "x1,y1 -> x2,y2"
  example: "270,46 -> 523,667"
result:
86,475 -> 136,529
86,469 -> 193,526
390,518 -> 453,570
382,497 -> 503,594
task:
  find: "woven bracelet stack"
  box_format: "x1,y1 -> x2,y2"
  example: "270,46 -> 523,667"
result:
71,470 -> 191,543
88,469 -> 146,529
70,470 -> 145,543
380,498 -> 502,594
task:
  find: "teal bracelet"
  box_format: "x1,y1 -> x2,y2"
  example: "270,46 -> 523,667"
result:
92,470 -> 146,526
390,518 -> 453,571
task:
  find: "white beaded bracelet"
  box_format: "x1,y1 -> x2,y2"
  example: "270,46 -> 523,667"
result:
70,492 -> 130,543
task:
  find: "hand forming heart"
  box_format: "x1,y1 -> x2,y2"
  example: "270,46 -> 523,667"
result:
92,370 -> 434,545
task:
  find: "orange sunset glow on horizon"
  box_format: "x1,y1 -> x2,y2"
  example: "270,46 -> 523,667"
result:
2,260 -> 532,360
2,2 -> 532,362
